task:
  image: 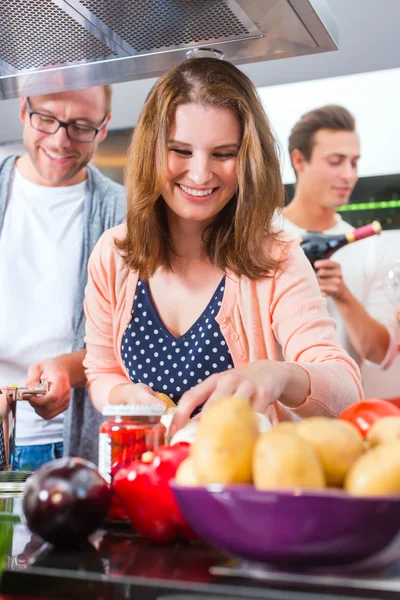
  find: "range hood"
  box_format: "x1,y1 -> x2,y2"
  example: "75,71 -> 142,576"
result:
0,0 -> 338,100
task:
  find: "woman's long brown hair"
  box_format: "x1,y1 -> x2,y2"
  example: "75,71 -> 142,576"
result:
116,57 -> 285,279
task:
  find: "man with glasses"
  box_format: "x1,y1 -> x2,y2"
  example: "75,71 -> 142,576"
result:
0,86 -> 125,470
26,97 -> 109,144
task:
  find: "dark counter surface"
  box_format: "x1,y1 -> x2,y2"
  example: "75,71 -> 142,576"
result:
1,494 -> 400,600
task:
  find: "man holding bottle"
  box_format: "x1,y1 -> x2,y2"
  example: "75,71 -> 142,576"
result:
280,104 -> 398,376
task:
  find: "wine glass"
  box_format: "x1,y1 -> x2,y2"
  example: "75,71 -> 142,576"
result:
386,259 -> 400,324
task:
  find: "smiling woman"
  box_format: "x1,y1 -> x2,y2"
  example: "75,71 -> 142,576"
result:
118,57 -> 284,279
83,57 -> 363,436
161,103 -> 240,226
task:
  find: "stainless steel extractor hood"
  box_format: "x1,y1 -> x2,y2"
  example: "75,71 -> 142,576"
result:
0,0 -> 338,100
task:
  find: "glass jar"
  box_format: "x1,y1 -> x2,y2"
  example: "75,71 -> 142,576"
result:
99,405 -> 166,520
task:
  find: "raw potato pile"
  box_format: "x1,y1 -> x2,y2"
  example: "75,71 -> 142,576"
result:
175,398 -> 400,497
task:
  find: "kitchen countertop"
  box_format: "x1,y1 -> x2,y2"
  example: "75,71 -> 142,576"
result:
1,494 -> 400,600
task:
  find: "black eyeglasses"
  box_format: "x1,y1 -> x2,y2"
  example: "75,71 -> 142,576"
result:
25,97 -> 108,143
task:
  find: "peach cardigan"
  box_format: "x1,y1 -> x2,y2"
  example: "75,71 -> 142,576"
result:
83,225 -> 363,423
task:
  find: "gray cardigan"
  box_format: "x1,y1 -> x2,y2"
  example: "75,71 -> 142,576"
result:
0,156 -> 126,465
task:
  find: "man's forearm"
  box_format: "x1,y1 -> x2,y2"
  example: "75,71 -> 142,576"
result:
57,349 -> 87,388
335,292 -> 390,365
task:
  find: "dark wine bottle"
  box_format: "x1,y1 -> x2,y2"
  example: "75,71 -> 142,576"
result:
300,221 -> 382,267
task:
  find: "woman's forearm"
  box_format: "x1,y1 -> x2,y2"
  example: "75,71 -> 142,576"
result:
280,362 -> 311,409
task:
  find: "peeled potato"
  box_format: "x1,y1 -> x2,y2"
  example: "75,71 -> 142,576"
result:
367,417 -> 400,448
296,417 -> 364,486
253,428 -> 326,490
175,457 -> 199,487
170,419 -> 199,445
255,413 -> 272,433
160,407 -> 177,439
345,441 -> 400,496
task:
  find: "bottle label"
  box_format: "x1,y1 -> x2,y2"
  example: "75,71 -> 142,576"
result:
98,433 -> 112,484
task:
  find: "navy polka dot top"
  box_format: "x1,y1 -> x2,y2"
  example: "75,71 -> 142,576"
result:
121,277 -> 234,404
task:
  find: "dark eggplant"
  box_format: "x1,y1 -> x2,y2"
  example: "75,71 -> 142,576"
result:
22,457 -> 111,547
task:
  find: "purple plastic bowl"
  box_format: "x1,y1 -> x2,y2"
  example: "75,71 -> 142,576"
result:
171,483 -> 400,567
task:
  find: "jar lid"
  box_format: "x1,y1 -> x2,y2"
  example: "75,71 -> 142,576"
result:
102,404 -> 166,417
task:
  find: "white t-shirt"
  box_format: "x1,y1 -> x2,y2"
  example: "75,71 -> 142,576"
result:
278,214 -> 398,371
0,168 -> 85,445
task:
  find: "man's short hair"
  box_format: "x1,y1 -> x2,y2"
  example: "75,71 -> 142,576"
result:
288,105 -> 356,165
104,85 -> 112,115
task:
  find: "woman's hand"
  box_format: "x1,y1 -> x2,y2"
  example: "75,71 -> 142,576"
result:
109,382 -> 167,409
170,360 -> 310,435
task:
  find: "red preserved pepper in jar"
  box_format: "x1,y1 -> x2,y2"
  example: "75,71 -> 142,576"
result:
98,405 -> 166,521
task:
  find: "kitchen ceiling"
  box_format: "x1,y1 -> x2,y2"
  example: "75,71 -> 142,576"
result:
1,0 -> 400,146
0,0 -> 338,100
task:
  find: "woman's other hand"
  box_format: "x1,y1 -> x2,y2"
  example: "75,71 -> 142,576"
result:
109,382 -> 167,409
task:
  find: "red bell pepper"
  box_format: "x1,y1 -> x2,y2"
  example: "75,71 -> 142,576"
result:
339,399 -> 400,438
113,442 -> 195,543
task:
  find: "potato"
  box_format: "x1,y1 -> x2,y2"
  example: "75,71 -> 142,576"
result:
175,457 -> 199,487
192,396 -> 259,484
345,441 -> 400,496
167,410 -> 271,447
155,392 -> 177,409
271,421 -> 298,435
253,428 -> 325,490
296,417 -> 364,486
362,439 -> 370,452
367,417 -> 400,448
